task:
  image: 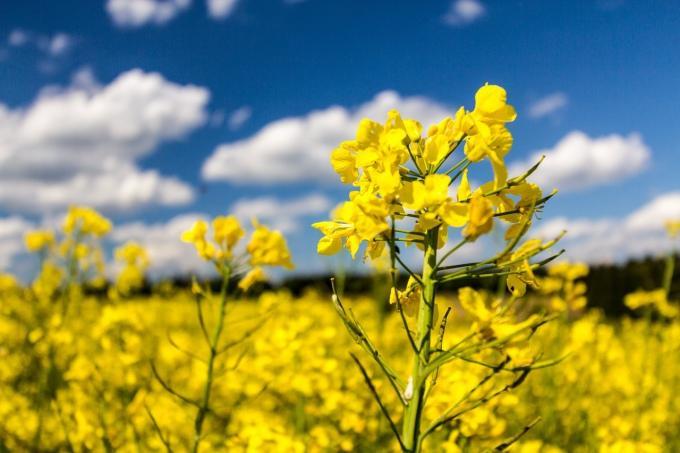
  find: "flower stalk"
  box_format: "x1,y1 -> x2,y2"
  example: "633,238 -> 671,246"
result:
401,227 -> 438,451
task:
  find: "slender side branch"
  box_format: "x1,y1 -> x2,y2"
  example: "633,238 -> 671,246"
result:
145,406 -> 174,453
331,281 -> 407,405
350,353 -> 406,452
150,362 -> 200,408
493,417 -> 542,451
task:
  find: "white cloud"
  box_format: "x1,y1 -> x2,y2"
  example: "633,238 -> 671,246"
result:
0,216 -> 34,271
228,105 -> 252,130
7,29 -> 75,57
528,92 -> 568,119
202,90 -> 455,184
509,131 -> 650,192
8,29 -> 29,47
107,0 -> 192,27
207,0 -> 238,19
0,68 -> 209,213
44,33 -> 73,56
443,0 -> 486,26
230,193 -> 332,233
113,213 -> 212,277
534,192 -> 680,263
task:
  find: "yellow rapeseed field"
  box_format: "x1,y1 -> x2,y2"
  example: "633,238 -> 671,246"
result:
1,286 -> 679,452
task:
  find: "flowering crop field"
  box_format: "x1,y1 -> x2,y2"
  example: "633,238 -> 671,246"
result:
1,287 -> 679,452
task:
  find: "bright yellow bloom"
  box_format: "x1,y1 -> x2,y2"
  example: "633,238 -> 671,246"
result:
313,192 -> 391,258
213,215 -> 244,251
247,222 -> 294,269
181,220 -> 208,244
329,110 -> 418,195
463,195 -> 494,239
63,206 -> 112,237
181,220 -> 217,260
400,174 -> 450,212
471,83 -> 517,125
238,266 -> 267,292
24,230 -> 55,252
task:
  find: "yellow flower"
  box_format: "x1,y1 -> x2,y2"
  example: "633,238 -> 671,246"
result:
313,192 -> 390,258
330,142 -> 359,184
502,239 -> 542,297
114,242 -> 150,296
181,220 -> 217,260
181,220 -> 208,244
247,222 -> 294,269
329,109 -> 416,191
114,242 -> 149,267
463,195 -> 494,239
63,206 -> 112,237
24,230 -> 55,252
471,83 -> 517,125
238,266 -> 267,292
423,134 -> 451,166
0,273 -> 19,292
464,124 -> 513,188
213,215 -> 244,252
666,219 -> 680,238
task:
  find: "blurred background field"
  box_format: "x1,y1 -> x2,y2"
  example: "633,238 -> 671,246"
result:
1,281 -> 679,452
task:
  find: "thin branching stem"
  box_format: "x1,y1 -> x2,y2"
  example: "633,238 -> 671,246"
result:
350,353 -> 407,452
192,265 -> 231,453
389,218 -> 420,355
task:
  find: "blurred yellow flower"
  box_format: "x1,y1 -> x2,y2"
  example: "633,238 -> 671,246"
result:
24,230 -> 55,252
238,266 -> 267,292
247,222 -> 294,269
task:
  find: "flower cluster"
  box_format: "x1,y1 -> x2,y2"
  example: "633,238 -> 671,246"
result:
538,262 -> 589,313
314,84 -> 546,261
181,215 -> 294,292
113,242 -> 150,297
24,206 -> 114,302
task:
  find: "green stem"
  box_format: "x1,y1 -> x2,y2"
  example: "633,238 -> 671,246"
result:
401,227 -> 438,452
192,266 -> 230,453
662,252 -> 675,296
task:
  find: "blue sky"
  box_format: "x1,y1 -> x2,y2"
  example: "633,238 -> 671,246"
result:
0,0 -> 679,278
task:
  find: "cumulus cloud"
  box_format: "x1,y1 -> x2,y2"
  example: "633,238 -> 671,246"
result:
230,193 -> 332,233
107,0 -> 192,27
207,0 -> 238,19
534,192 -> 680,263
202,90 -> 455,184
509,131 -> 650,192
228,105 -> 252,130
528,92 -> 568,119
0,68 -> 209,213
443,0 -> 486,26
